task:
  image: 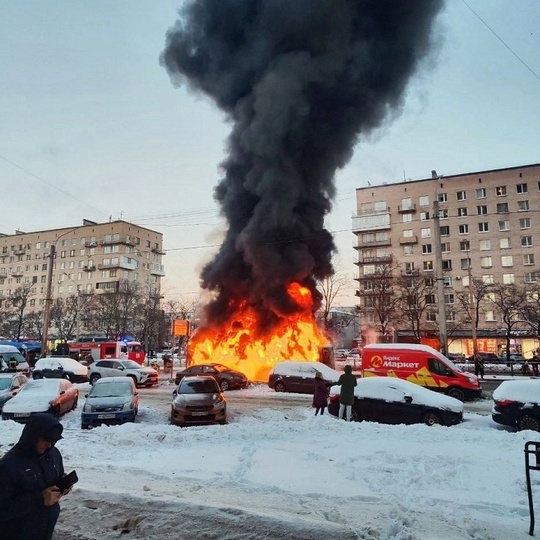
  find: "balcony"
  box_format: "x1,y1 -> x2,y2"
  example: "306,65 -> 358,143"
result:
151,247 -> 166,256
356,255 -> 393,265
85,241 -> 98,248
398,204 -> 416,214
83,265 -> 96,272
400,269 -> 420,277
150,263 -> 165,276
13,248 -> 26,255
354,239 -> 391,249
11,271 -> 23,277
352,213 -> 391,233
100,236 -> 137,247
399,236 -> 418,245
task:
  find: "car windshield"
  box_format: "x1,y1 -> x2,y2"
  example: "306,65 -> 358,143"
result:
0,378 -> 12,390
20,380 -> 59,395
179,379 -> 218,394
1,352 -> 26,365
90,382 -> 132,397
120,360 -> 141,369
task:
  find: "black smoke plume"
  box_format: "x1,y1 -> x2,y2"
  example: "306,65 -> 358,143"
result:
162,0 -> 444,332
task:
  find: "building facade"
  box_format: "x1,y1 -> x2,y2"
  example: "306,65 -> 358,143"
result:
0,219 -> 165,310
353,163 -> 540,357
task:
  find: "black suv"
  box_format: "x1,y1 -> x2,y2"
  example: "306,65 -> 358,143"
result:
470,352 -> 500,363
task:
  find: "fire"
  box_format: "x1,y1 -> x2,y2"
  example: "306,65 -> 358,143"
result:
188,282 -> 329,381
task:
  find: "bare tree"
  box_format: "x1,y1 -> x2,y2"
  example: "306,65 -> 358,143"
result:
50,295 -> 81,340
6,284 -> 35,340
456,279 -> 493,343
318,273 -> 348,330
517,282 -> 540,338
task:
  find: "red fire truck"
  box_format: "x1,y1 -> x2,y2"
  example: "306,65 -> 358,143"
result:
68,340 -> 146,365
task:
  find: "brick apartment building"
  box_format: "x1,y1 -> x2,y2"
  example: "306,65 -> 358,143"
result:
0,219 -> 165,310
353,162 -> 540,357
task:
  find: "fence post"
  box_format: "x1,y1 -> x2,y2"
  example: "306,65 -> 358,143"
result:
525,441 -> 540,536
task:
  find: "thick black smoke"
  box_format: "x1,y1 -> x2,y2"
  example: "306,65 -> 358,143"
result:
161,0 -> 444,332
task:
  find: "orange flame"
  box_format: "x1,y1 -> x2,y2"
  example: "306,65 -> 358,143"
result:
188,282 -> 329,381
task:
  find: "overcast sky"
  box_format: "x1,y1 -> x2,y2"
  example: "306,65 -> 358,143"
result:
1,0 -> 538,306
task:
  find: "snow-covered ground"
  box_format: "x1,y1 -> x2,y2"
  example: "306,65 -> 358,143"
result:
1,383 -> 539,540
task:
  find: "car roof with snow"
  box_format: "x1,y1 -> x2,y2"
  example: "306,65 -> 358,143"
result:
271,361 -> 341,381
35,356 -> 88,375
493,379 -> 540,403
330,376 -> 463,413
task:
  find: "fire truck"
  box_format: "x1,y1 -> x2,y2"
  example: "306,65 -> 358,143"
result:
68,340 -> 146,365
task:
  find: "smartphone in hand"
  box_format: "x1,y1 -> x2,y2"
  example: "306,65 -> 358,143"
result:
56,470 -> 78,492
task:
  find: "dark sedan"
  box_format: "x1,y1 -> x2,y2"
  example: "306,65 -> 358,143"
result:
174,364 -> 247,391
328,377 -> 463,426
492,380 -> 540,431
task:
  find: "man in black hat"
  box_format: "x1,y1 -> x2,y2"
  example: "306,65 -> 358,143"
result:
0,413 -> 70,540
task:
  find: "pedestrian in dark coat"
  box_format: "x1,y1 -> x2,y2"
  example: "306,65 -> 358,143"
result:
0,413 -> 68,540
336,364 -> 357,421
312,371 -> 329,416
473,354 -> 484,379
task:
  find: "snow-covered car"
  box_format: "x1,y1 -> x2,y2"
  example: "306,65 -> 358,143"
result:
170,375 -> 227,427
81,376 -> 139,429
0,372 -> 28,413
88,359 -> 159,387
32,356 -> 88,383
2,378 -> 79,422
328,377 -> 463,426
0,344 -> 30,375
268,361 -> 342,394
492,379 -> 540,431
335,349 -> 349,359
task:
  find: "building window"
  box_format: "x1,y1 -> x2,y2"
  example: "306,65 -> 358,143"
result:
480,257 -> 492,268
438,193 -> 448,203
421,228 -> 431,238
461,258 -> 471,270
425,294 -> 435,304
501,256 -> 513,267
456,191 -> 467,201
441,242 -> 450,253
500,238 -> 511,249
496,186 -> 507,196
503,274 -> 515,284
476,188 -> 486,199
459,240 -> 470,251
403,245 -> 414,256
440,226 -> 450,236
485,311 -> 496,322
517,183 -> 528,194
524,254 -> 535,266
477,205 -> 488,215
439,209 -> 449,219
499,220 -> 510,231
423,261 -> 433,271
478,222 -> 489,233
522,236 -> 533,247
422,244 -> 432,254
442,260 -> 452,271
402,214 -> 412,223
425,277 -> 434,287
404,262 -> 415,274
426,312 -> 437,322
444,294 -> 455,304
526,272 -> 538,283
457,208 -> 468,217
443,276 -> 453,287
401,198 -> 413,210
520,218 -> 531,229
419,196 -> 430,207
420,211 -> 429,221
496,203 -> 509,213
458,224 -> 469,235
479,240 -> 491,251
403,229 -> 413,237
482,274 -> 494,284
518,200 -> 530,211
462,276 -> 470,287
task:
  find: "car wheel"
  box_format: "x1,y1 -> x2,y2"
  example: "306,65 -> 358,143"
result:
517,414 -> 540,432
89,374 -> 100,385
220,380 -> 229,391
33,372 -> 43,379
447,387 -> 465,402
274,381 -> 287,393
81,423 -> 90,430
350,408 -> 362,422
128,375 -> 138,386
423,411 -> 442,426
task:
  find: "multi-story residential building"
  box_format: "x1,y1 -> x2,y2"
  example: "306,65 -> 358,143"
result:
353,163 -> 540,357
0,219 -> 165,310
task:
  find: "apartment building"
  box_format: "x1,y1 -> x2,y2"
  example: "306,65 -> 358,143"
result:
0,219 -> 165,309
353,162 -> 540,356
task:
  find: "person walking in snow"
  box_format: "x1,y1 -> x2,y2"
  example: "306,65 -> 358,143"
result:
312,371 -> 330,416
335,364 -> 357,421
0,414 -> 70,540
473,353 -> 484,379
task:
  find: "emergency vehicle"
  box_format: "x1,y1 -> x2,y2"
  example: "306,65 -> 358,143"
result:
68,340 -> 146,365
361,343 -> 481,401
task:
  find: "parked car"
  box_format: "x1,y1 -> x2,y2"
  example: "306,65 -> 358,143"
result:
174,363 -> 247,391
469,352 -> 500,363
347,348 -> 361,358
32,357 -> 88,383
335,349 -> 349,359
0,344 -> 30,375
492,380 -> 540,431
497,353 -> 526,364
0,372 -> 28,413
81,377 -> 139,429
268,361 -> 342,394
328,377 -> 463,426
88,359 -> 159,387
447,353 -> 466,362
170,375 -> 227,427
2,378 -> 79,422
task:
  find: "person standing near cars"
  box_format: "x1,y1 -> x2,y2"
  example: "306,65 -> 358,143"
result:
0,413 -> 70,540
312,371 -> 330,416
336,364 -> 357,421
473,353 -> 484,380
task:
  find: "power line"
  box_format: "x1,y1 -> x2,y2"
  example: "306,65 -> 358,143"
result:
461,0 -> 540,82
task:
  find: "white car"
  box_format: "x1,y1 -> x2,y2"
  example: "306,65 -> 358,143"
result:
88,359 -> 159,387
32,356 -> 88,383
268,361 -> 342,394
